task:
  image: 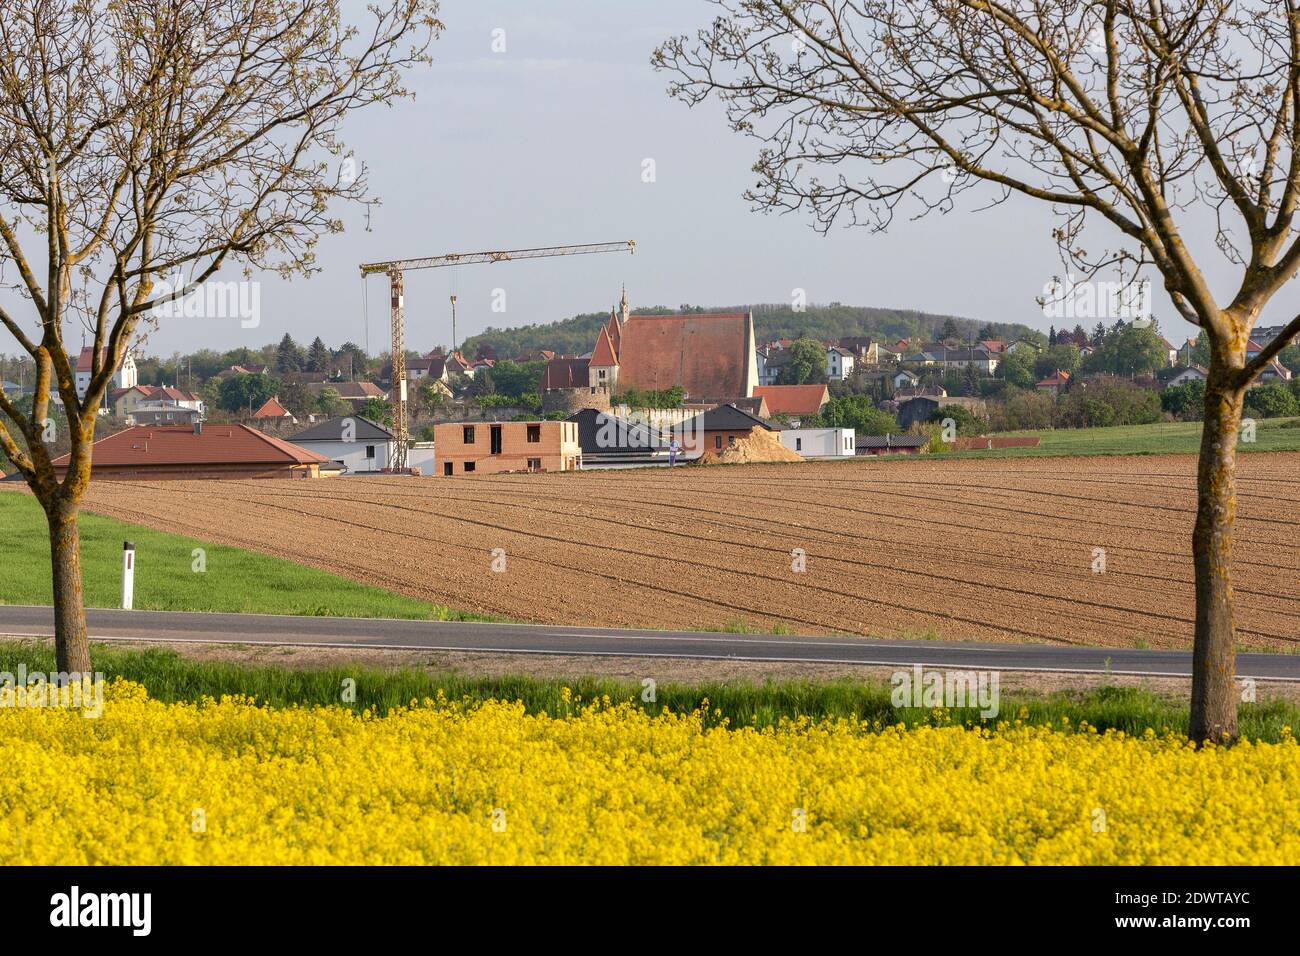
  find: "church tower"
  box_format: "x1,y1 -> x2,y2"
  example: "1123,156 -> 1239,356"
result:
619,285 -> 630,328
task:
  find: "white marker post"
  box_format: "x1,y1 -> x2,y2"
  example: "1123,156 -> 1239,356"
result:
121,541 -> 135,610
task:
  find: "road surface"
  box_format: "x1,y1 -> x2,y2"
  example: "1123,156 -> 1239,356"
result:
2,605 -> 1298,680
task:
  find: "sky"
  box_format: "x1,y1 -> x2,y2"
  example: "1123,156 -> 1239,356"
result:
11,0 -> 1299,359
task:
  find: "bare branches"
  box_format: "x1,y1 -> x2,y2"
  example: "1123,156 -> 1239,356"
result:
0,0 -> 441,492
654,0 -> 1300,339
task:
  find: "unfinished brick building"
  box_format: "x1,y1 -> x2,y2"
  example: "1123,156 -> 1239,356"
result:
433,420 -> 581,476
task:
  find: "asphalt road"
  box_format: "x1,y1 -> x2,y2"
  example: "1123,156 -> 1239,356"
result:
2,604 -> 1298,680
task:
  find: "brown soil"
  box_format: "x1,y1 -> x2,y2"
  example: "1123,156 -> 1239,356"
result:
65,453 -> 1300,650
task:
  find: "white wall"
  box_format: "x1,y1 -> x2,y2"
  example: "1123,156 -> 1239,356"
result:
780,428 -> 856,458
294,438 -> 395,474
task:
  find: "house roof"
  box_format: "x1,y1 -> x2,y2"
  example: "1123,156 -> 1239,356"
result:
752,384 -> 830,416
408,355 -> 446,377
113,384 -> 202,404
616,312 -> 754,399
606,314 -> 622,355
76,347 -> 102,372
1036,370 -> 1072,386
51,424 -> 328,468
566,408 -> 665,453
591,325 -> 619,367
252,397 -> 292,419
291,416 -> 395,442
542,357 -> 589,390
693,403 -> 775,432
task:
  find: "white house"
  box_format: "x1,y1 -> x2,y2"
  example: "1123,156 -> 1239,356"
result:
826,346 -> 855,381
74,346 -> 136,407
779,427 -> 856,458
289,416 -> 398,474
892,369 -> 920,390
1165,366 -> 1208,389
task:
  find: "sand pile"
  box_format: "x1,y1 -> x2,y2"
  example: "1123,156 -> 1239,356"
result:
700,428 -> 803,464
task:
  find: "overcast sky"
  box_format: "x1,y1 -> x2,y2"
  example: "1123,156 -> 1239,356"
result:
19,0 -> 1300,359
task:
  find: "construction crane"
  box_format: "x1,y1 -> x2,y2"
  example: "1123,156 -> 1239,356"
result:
359,240 -> 635,471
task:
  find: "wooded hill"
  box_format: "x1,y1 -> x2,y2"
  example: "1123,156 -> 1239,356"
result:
461,303 -> 1047,358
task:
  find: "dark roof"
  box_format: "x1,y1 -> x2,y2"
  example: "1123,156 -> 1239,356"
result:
566,408 -> 665,454
856,434 -> 927,449
693,403 -> 776,432
290,416 -> 395,442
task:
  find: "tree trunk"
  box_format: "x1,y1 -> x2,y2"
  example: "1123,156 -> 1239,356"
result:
1189,369 -> 1243,744
47,500 -> 92,673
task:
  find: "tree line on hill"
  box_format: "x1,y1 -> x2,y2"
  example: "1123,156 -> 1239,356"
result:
458,302 -> 1047,361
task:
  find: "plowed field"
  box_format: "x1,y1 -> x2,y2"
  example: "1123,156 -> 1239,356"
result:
77,454 -> 1300,649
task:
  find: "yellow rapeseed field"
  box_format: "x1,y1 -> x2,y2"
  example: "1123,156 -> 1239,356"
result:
1,680 -> 1296,865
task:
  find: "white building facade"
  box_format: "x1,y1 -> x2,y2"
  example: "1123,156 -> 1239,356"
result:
780,428 -> 856,458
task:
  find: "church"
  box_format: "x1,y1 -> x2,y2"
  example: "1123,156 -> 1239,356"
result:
545,288 -> 758,408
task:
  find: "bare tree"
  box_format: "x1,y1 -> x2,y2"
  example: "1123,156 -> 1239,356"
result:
0,0 -> 441,672
657,0 -> 1300,742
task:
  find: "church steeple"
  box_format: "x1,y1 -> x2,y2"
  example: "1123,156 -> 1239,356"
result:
619,285 -> 629,327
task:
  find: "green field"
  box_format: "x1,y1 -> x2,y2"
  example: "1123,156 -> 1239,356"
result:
952,416 -> 1300,458
1,640 -> 1294,741
0,491 -> 486,620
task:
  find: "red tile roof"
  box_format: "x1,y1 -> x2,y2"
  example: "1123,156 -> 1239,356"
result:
753,384 -> 830,416
591,326 -> 619,367
76,347 -> 102,372
606,314 -> 621,355
252,397 -> 292,419
616,313 -> 754,399
51,424 -> 328,468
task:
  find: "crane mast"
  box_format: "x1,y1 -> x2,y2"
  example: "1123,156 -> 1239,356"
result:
359,240 -> 635,471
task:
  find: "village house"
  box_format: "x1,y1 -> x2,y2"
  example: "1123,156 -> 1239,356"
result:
690,403 -> 777,455
1165,366 -> 1208,389
892,369 -> 920,390
290,416 -> 399,474
251,396 -> 296,425
50,423 -> 329,480
127,401 -> 203,427
434,420 -> 581,476
826,345 -> 855,381
306,380 -> 388,411
752,384 -> 830,419
1035,369 -> 1072,397
566,407 -> 670,468
110,384 -> 205,420
406,350 -> 449,386
72,346 -> 137,409
779,428 -> 856,458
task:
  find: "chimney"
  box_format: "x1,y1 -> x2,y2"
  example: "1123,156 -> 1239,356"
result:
193,420 -> 202,436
